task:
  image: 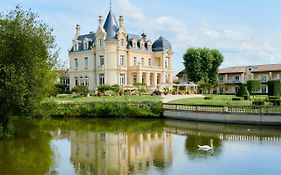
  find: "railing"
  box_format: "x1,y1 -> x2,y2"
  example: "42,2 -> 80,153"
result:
163,103 -> 281,115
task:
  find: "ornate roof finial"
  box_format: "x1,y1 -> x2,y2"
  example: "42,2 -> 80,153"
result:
110,0 -> 112,11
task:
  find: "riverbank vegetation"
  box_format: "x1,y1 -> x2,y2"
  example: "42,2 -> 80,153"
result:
48,95 -> 162,103
36,101 -> 164,118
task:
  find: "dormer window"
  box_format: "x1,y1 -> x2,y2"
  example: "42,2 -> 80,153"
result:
74,44 -> 78,51
84,42 -> 88,50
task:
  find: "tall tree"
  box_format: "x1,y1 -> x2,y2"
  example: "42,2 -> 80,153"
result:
247,80 -> 261,98
183,48 -> 224,85
0,5 -> 57,137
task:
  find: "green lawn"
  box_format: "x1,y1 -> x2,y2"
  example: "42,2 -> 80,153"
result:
169,94 -> 268,106
48,95 -> 163,103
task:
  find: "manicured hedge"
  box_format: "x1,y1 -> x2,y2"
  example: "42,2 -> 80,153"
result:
236,83 -> 249,97
35,101 -> 164,118
268,80 -> 281,97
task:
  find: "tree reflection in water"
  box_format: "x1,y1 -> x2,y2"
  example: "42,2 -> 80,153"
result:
0,119 -> 53,175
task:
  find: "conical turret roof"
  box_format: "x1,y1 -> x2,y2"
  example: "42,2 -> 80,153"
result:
103,10 -> 119,40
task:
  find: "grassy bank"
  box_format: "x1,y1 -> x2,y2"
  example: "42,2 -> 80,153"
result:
36,101 -> 163,118
169,94 -> 268,106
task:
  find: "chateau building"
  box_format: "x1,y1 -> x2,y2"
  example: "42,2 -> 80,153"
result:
177,63 -> 281,94
68,9 -> 173,90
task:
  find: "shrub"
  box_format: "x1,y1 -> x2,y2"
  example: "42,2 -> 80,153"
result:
243,95 -> 250,100
232,97 -> 241,101
71,86 -> 89,97
269,99 -> 281,106
252,99 -> 265,106
151,89 -> 162,96
247,80 -> 261,95
269,96 -> 280,100
97,84 -> 112,93
268,80 -> 281,97
111,84 -> 121,93
163,87 -> 170,95
236,83 -> 249,97
55,84 -> 70,94
35,101 -> 163,118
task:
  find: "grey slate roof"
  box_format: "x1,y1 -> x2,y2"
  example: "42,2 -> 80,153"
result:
103,10 -> 119,40
69,10 -> 172,53
70,33 -> 96,52
152,36 -> 172,52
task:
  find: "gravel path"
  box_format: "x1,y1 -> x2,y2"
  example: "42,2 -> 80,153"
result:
161,94 -> 204,103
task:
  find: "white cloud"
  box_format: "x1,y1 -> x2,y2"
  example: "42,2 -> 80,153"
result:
12,0 -> 280,73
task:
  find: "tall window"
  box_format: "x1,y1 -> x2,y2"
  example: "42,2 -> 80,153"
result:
74,58 -> 78,69
133,74 -> 137,84
75,77 -> 79,86
133,57 -> 137,66
219,76 -> 224,83
141,58 -> 144,66
260,75 -> 268,82
165,57 -> 169,68
166,75 -> 169,83
121,39 -> 124,47
148,58 -> 151,67
84,57 -> 88,69
235,87 -> 239,93
234,76 -> 240,82
99,74 -> 105,85
119,74 -> 125,86
85,76 -> 89,86
120,55 -> 124,66
99,39 -> 103,47
80,77 -> 84,85
100,55 -> 104,66
261,86 -> 267,93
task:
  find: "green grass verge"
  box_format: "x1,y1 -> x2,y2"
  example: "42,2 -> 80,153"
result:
47,95 -> 162,103
169,94 -> 268,106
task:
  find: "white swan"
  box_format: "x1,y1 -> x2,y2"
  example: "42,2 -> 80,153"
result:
198,139 -> 214,151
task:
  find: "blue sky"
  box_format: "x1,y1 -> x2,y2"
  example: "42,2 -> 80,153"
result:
2,0 -> 281,74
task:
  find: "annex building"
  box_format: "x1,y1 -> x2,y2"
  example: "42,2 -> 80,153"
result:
68,9 -> 173,90
177,63 -> 281,94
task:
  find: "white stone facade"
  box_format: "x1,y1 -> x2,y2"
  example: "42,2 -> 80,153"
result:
68,10 -> 173,90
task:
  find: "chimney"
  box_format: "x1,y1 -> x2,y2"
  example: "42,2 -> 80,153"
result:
119,16 -> 124,27
75,24 -> 80,37
98,16 -> 104,26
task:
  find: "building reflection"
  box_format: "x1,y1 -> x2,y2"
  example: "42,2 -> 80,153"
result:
69,131 -> 173,175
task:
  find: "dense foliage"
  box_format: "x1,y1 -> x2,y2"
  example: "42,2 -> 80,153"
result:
247,80 -> 261,96
71,86 -> 89,96
0,6 -> 57,137
36,101 -> 164,118
183,48 -> 224,85
236,83 -> 249,97
268,80 -> 281,97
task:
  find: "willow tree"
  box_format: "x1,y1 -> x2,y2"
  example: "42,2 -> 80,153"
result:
0,6 -> 57,137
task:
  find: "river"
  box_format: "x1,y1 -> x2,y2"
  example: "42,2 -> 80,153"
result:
0,118 -> 281,175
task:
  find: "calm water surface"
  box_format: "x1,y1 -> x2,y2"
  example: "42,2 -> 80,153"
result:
1,118 -> 281,175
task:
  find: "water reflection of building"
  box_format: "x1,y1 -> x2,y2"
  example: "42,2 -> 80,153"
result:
69,131 -> 173,175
